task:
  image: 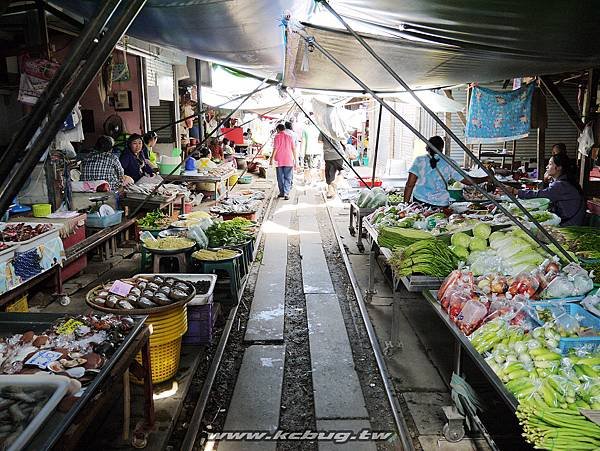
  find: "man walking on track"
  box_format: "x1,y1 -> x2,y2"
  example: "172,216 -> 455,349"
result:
320,132 -> 345,199
270,123 -> 297,200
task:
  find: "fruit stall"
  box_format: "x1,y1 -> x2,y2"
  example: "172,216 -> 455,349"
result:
362,197 -> 600,450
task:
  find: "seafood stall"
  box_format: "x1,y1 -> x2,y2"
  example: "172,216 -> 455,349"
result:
162,164 -> 237,202
0,313 -> 153,450
0,223 -> 66,306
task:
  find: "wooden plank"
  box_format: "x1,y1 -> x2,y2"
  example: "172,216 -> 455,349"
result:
537,128 -> 545,181
64,217 -> 137,263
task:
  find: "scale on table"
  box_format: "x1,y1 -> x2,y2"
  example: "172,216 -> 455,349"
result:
88,195 -> 114,216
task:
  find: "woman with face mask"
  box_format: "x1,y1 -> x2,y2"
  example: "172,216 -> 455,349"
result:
120,133 -> 155,182
504,153 -> 585,226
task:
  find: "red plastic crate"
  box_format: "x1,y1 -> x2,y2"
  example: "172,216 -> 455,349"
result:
358,177 -> 382,188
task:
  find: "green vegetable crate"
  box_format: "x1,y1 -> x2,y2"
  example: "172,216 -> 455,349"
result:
530,303 -> 600,353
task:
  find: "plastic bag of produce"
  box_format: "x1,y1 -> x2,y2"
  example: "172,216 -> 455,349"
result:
541,275 -> 575,299
581,290 -> 600,317
508,272 -> 540,298
187,224 -> 208,249
455,300 -> 488,334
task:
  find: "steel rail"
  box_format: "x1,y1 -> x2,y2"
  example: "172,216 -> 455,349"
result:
322,192 -> 415,451
180,185 -> 278,451
297,31 -> 564,261
315,0 -> 573,263
0,0 -> 147,216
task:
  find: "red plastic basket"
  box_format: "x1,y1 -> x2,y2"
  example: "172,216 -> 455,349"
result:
358,177 -> 382,188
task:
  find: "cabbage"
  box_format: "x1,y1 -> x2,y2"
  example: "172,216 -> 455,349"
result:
469,237 -> 488,251
489,231 -> 505,243
505,249 -> 544,268
473,223 -> 492,240
449,245 -> 469,260
451,232 -> 471,248
496,237 -> 531,259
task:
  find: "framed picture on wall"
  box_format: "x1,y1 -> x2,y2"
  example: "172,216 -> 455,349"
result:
114,90 -> 133,111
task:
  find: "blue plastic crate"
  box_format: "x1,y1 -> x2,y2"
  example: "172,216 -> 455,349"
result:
86,210 -> 124,228
530,302 -> 600,353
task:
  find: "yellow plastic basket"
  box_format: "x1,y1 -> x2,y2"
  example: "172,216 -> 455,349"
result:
134,337 -> 182,384
133,305 -> 189,384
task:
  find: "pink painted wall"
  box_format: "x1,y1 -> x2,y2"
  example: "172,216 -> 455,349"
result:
78,52 -> 144,148
50,33 -> 145,148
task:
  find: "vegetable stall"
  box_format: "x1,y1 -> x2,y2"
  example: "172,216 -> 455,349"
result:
362,197 -> 600,450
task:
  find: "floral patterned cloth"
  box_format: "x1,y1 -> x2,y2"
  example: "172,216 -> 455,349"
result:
465,84 -> 534,144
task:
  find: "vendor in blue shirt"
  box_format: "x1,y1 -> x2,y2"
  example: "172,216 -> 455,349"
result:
120,133 -> 155,182
404,136 -> 489,207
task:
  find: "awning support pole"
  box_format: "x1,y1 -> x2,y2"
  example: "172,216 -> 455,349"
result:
0,0 -> 124,180
285,89 -> 374,190
300,32 -> 570,261
127,79 -> 269,218
371,103 -> 383,185
313,1 -> 572,262
0,0 -> 147,217
195,59 -> 204,142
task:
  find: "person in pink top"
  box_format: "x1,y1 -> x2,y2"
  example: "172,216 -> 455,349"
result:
270,123 -> 297,200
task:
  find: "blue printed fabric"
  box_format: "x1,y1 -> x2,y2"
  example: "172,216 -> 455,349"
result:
465,84 -> 534,144
409,155 -> 462,207
12,248 -> 43,281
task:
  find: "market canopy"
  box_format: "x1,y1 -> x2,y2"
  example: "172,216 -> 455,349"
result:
51,0 -> 600,88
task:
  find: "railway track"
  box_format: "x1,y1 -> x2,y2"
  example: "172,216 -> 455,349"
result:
167,186 -> 413,451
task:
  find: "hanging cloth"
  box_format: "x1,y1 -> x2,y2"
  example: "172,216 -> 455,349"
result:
465,83 -> 535,144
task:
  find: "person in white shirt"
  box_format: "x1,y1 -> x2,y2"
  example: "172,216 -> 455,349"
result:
301,120 -> 323,184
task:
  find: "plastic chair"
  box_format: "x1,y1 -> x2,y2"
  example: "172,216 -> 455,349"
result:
197,257 -> 242,304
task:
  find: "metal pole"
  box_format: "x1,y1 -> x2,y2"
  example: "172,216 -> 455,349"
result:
0,0 -> 147,217
316,0 -> 572,263
302,34 -> 567,261
285,89 -> 374,190
127,79 -> 269,218
371,103 -> 383,185
0,0 -> 123,177
195,59 -> 204,142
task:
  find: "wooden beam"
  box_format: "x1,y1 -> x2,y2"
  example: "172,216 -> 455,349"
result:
539,76 -> 584,132
537,128 -> 545,181
443,89 -> 466,126
579,69 -> 599,189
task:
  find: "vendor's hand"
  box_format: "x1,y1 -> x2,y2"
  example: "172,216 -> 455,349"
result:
122,175 -> 134,186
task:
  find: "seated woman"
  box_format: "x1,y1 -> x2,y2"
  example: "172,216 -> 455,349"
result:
208,137 -> 223,161
80,135 -> 133,191
196,146 -> 217,169
505,153 -> 585,226
142,131 -> 158,168
120,134 -> 155,182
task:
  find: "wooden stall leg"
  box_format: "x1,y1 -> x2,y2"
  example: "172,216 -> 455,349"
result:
141,341 -> 155,427
123,370 -> 131,441
366,240 -> 377,302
